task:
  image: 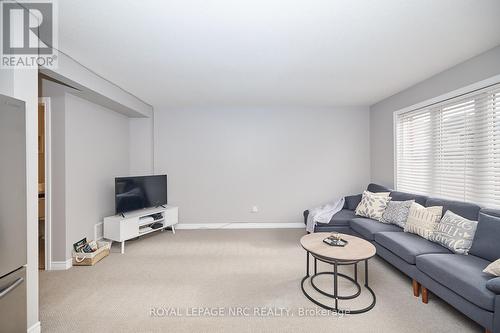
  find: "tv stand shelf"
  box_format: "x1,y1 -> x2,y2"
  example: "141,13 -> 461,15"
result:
138,217 -> 164,227
103,206 -> 178,254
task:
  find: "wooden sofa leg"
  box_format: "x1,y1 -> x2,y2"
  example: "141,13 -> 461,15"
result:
422,287 -> 429,304
412,279 -> 421,297
485,329 -> 491,333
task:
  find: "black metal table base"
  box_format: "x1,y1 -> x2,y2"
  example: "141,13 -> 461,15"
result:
301,252 -> 376,314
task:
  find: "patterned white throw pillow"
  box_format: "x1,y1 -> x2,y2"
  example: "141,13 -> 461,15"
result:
404,203 -> 443,240
381,200 -> 414,227
431,210 -> 478,254
484,259 -> 500,276
355,191 -> 391,221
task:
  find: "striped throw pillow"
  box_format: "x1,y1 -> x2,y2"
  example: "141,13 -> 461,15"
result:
404,203 -> 443,240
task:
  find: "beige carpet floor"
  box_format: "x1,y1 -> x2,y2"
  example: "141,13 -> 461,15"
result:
40,229 -> 483,332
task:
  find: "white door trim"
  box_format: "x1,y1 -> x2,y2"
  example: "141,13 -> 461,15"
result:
38,97 -> 52,271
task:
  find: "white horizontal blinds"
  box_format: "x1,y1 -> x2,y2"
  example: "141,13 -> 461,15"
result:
396,83 -> 500,208
433,97 -> 473,201
465,88 -> 500,207
396,109 -> 432,195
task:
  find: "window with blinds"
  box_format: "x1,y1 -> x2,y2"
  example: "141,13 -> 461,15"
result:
395,83 -> 500,208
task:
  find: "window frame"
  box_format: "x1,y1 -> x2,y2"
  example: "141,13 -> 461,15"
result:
392,75 -> 500,203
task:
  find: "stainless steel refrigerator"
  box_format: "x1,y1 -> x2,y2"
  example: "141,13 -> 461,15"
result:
0,94 -> 28,332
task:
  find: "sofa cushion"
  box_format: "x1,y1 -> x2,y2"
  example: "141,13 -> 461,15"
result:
469,209 -> 500,262
323,209 -> 356,227
350,217 -> 402,241
486,277 -> 500,294
389,190 -> 427,205
416,254 -> 495,311
344,194 -> 362,210
375,232 -> 450,264
425,197 -> 480,220
367,183 -> 391,193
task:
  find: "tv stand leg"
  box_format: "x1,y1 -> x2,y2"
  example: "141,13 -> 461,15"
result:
121,241 -> 125,254
172,225 -> 176,234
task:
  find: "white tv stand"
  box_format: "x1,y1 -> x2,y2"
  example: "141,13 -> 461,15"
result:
103,206 -> 178,254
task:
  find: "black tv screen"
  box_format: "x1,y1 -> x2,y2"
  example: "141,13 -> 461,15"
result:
115,175 -> 167,214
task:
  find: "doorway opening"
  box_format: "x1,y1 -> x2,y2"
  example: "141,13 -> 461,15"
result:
38,97 -> 51,270
38,102 -> 45,269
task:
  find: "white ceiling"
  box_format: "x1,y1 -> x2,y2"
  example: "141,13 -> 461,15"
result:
57,0 -> 500,109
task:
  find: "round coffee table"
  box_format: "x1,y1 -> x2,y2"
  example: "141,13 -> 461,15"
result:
300,232 -> 376,314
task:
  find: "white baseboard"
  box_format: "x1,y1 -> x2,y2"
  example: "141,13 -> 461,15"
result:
51,258 -> 72,270
27,321 -> 41,333
176,222 -> 305,230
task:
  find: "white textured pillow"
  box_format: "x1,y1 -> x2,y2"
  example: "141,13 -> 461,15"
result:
404,203 -> 443,240
355,191 -> 391,221
484,259 -> 500,276
431,211 -> 478,254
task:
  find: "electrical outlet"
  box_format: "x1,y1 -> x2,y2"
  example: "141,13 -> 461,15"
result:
251,206 -> 259,213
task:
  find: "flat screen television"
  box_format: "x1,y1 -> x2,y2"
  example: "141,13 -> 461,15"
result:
115,175 -> 167,214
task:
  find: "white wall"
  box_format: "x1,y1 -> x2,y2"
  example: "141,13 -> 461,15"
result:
370,45 -> 500,188
42,80 -> 131,261
129,118 -> 154,175
153,107 -> 370,224
0,69 -> 14,96
64,94 -> 130,258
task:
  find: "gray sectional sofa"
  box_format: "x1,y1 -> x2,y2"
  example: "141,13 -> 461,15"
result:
303,183 -> 500,333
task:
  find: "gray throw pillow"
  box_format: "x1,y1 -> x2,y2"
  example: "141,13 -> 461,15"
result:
431,210 -> 478,255
381,200 -> 414,227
